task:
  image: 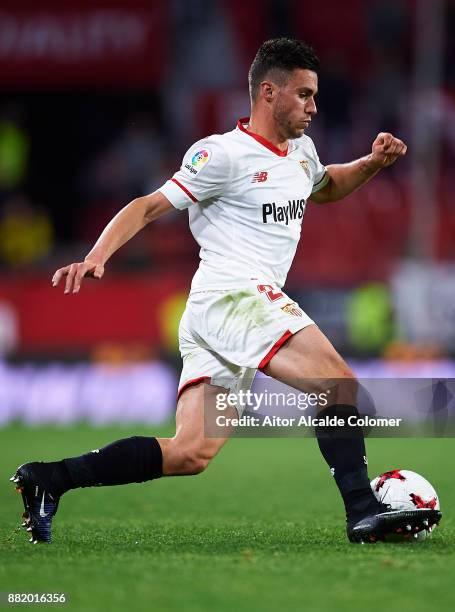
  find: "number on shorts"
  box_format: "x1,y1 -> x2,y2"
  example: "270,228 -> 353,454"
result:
257,284 -> 284,302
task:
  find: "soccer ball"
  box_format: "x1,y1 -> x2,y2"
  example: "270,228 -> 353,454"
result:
370,469 -> 440,541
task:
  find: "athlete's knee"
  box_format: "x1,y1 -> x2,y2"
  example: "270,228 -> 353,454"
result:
179,448 -> 211,475
164,441 -> 213,476
324,350 -> 356,379
308,354 -> 358,405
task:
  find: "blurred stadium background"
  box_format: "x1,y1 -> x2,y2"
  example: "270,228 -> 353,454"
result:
1,0 -> 455,426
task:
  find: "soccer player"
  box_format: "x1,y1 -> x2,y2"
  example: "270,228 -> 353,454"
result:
12,38 -> 440,544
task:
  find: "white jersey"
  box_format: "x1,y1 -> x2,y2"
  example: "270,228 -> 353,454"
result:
159,117 -> 328,292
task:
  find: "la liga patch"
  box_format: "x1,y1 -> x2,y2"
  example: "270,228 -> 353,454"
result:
184,148 -> 211,175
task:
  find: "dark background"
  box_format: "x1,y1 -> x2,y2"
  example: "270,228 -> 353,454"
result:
0,1 -> 454,419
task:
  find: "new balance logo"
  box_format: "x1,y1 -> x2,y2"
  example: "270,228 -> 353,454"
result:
252,171 -> 268,183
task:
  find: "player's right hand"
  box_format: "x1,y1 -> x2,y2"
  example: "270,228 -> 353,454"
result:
52,260 -> 105,294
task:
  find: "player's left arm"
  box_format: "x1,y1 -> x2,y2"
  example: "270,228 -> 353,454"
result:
309,132 -> 407,204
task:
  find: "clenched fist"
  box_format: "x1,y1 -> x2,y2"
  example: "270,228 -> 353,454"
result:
369,132 -> 407,169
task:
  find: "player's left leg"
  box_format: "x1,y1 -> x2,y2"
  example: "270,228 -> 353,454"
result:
262,325 -> 377,530
262,324 -> 441,542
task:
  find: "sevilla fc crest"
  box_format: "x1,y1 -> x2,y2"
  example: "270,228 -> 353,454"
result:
281,302 -> 303,317
299,160 -> 311,179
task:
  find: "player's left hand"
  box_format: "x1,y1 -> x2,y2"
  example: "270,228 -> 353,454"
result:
370,132 -> 407,169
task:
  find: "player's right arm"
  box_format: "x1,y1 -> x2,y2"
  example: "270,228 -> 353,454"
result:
52,191 -> 173,294
54,136 -> 228,294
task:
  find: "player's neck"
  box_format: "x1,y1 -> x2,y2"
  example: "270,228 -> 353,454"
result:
246,114 -> 288,153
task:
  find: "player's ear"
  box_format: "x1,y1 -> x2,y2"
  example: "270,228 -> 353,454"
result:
259,80 -> 275,102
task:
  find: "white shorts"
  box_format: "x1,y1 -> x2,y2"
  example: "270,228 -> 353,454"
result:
177,281 -> 314,401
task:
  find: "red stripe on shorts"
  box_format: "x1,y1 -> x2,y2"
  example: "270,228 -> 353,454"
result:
177,376 -> 211,399
258,330 -> 293,371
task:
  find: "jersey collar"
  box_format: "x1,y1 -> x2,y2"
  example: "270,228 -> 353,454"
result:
236,117 -> 289,157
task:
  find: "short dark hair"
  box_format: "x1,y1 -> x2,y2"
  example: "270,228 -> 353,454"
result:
248,38 -> 319,101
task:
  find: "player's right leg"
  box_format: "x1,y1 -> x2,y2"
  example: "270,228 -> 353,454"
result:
159,381 -> 235,476
10,381 -> 233,544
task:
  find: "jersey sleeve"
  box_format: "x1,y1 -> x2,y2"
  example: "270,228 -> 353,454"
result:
307,138 -> 330,194
158,137 -> 231,210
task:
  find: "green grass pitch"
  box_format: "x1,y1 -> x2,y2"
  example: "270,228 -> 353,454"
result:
1,424 -> 454,611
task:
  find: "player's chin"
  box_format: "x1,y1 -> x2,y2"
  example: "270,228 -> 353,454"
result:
293,127 -> 306,138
